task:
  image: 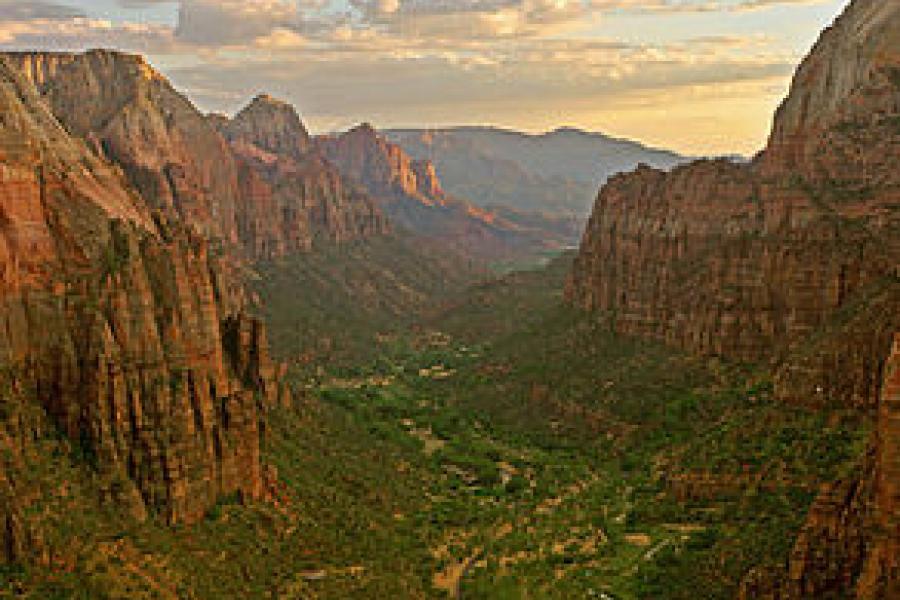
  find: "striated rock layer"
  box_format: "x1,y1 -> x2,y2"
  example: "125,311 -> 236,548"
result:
0,56 -> 284,537
567,0 -> 899,405
567,0 -> 899,596
0,50 -> 388,541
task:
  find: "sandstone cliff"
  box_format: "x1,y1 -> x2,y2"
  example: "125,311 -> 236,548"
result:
227,93 -> 311,161
0,55 -> 283,544
567,0 -> 899,406
385,126 -> 689,221
6,50 -> 242,244
865,333 -> 900,597
2,50 -> 388,262
319,123 -> 441,205
567,0 -> 899,595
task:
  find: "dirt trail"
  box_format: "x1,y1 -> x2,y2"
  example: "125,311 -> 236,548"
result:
431,473 -> 601,597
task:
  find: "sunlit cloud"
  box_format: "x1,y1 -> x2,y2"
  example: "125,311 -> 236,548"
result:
0,16 -> 175,51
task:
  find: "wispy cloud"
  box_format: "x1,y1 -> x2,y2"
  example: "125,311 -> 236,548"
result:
0,0 -> 85,20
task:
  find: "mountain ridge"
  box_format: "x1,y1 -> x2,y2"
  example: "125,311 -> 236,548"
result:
2,50 -> 391,262
384,125 -> 691,220
318,123 -> 577,263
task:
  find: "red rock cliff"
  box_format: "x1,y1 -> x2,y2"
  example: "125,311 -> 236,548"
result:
319,124 -> 557,261
0,57 -> 281,533
567,0 -> 899,595
2,51 -> 388,262
860,333 -> 900,597
228,93 -> 311,161
216,97 -> 389,259
319,123 -> 434,202
5,50 -> 242,244
567,0 -> 899,408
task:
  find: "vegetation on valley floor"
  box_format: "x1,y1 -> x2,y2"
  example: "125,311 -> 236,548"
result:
0,251 -> 870,599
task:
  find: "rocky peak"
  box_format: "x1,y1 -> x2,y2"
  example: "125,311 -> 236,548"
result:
349,122 -> 378,137
2,49 -> 388,262
762,0 -> 900,178
4,50 -> 166,138
226,93 -> 311,160
6,49 -> 158,93
2,49 -> 243,243
318,123 -> 438,202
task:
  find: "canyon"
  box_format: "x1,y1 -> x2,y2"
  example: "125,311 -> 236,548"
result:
0,0 -> 896,596
385,127 -> 689,218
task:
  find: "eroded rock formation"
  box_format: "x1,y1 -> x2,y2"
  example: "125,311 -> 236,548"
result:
567,0 -> 899,405
216,98 -> 388,259
227,93 -> 311,161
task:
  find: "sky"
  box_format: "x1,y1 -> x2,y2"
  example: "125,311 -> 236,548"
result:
0,0 -> 851,155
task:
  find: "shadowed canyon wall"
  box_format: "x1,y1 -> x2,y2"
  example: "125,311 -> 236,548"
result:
567,0 -> 899,596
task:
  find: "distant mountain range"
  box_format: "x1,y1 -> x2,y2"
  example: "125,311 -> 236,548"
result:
385,126 -> 691,218
318,123 -> 586,264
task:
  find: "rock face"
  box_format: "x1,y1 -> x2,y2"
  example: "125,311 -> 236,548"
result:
864,333 -> 900,598
0,55 -> 282,537
741,336 -> 900,599
216,99 -> 388,260
319,124 -> 564,261
5,50 -> 242,243
567,0 -> 899,404
762,0 -> 900,184
2,50 -> 387,261
319,123 -> 438,204
0,50 -> 389,542
227,94 -> 311,161
568,0 -> 899,595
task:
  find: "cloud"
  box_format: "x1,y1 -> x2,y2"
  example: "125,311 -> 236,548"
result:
0,0 -> 85,20
0,0 -> 826,53
162,32 -> 794,120
730,0 -> 829,10
175,0 -> 300,46
587,0 -> 831,12
115,0 -> 175,6
345,0 -> 590,39
0,17 -> 175,52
